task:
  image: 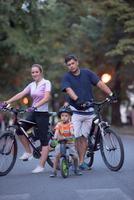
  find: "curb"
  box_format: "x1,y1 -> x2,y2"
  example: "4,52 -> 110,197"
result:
111,125 -> 134,136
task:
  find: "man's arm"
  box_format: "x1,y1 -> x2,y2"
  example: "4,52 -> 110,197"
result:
97,80 -> 113,96
66,87 -> 78,101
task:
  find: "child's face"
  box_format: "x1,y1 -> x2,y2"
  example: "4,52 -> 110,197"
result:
60,113 -> 71,123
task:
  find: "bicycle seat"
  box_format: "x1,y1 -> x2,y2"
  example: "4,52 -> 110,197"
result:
19,119 -> 36,125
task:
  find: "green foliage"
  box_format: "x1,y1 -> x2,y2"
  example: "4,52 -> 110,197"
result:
96,0 -> 134,65
0,0 -> 133,108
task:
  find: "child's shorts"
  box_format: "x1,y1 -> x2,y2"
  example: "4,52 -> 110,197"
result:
55,143 -> 78,157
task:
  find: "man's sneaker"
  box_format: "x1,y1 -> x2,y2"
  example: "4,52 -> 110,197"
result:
79,162 -> 91,170
74,170 -> 83,176
50,171 -> 57,178
19,152 -> 33,161
32,166 -> 44,174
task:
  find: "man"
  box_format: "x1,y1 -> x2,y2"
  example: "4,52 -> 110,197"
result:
61,54 -> 116,170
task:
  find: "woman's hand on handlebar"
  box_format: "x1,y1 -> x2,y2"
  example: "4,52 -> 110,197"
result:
26,106 -> 37,112
0,102 -> 9,109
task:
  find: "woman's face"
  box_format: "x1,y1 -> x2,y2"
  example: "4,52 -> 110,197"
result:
31,66 -> 42,82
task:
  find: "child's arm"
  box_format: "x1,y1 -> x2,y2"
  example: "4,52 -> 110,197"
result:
54,129 -> 65,141
53,129 -> 59,140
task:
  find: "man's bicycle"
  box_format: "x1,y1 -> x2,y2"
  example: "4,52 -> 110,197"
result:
84,97 -> 124,171
0,106 -> 55,176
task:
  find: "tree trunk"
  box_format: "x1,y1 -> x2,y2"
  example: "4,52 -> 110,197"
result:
111,61 -> 122,126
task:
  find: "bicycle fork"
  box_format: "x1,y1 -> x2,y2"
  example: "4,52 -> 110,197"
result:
98,121 -> 111,151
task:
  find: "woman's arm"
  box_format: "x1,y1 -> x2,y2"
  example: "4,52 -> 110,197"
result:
6,90 -> 28,104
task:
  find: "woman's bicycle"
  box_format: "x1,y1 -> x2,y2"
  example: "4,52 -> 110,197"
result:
84,97 -> 124,171
0,106 -> 55,176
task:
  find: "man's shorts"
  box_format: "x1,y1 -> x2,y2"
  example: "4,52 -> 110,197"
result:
72,113 -> 96,138
55,142 -> 78,157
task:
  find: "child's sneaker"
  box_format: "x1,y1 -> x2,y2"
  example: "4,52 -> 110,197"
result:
50,171 -> 57,178
74,169 -> 82,176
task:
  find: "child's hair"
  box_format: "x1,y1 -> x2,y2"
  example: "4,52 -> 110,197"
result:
58,106 -> 73,118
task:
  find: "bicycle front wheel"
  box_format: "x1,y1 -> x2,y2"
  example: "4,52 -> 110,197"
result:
60,157 -> 69,178
100,128 -> 124,171
0,131 -> 17,176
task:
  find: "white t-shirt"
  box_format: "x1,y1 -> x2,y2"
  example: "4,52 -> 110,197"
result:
23,78 -> 51,112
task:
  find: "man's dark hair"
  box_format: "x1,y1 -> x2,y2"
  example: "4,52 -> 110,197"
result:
64,54 -> 78,64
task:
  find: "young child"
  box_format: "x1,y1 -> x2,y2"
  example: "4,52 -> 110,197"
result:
50,106 -> 82,177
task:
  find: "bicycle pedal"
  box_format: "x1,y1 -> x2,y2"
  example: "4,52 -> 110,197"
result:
86,151 -> 93,157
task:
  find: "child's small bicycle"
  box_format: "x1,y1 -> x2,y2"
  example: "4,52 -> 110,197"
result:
58,137 -> 78,178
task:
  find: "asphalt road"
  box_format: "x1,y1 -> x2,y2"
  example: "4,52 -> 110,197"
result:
0,134 -> 134,200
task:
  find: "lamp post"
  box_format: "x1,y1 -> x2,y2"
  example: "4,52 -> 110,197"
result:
101,73 -> 112,83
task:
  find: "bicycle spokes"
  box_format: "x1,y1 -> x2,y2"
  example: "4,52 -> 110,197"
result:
100,129 -> 124,171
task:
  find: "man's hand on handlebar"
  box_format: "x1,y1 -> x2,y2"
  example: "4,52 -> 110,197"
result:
109,92 -> 118,103
75,98 -> 90,110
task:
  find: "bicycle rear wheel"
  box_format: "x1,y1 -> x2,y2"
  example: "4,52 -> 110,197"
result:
47,154 -> 53,168
100,128 -> 124,171
32,145 -> 54,168
0,131 -> 17,176
84,149 -> 94,168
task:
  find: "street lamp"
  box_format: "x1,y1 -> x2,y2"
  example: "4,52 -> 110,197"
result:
101,73 -> 112,83
22,97 -> 29,105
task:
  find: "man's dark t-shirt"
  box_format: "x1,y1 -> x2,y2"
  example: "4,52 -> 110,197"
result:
61,68 -> 100,109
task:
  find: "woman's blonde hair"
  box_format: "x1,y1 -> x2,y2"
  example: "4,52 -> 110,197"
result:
31,64 -> 43,73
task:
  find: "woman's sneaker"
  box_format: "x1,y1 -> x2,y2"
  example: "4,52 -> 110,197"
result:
32,166 -> 44,173
19,152 -> 33,161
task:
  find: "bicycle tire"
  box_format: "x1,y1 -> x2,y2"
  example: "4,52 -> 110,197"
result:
0,131 -> 17,176
60,157 -> 69,178
32,144 -> 54,168
100,128 -> 124,171
47,155 -> 53,168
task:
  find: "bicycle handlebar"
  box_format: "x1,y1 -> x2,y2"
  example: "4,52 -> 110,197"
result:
58,136 -> 75,143
0,105 -> 57,116
82,97 -> 113,109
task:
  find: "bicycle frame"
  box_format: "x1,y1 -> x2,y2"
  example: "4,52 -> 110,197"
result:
89,98 -> 111,147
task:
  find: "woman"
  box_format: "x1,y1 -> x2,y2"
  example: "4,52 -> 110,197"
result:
5,64 -> 51,173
